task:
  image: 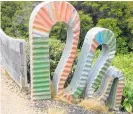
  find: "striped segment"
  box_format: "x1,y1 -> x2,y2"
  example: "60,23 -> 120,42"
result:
60,28 -> 117,103
93,66 -> 124,110
29,1 -> 80,100
31,38 -> 50,100
92,76 -> 114,102
85,28 -> 116,98
90,39 -> 99,52
114,80 -> 124,110
58,37 -> 79,92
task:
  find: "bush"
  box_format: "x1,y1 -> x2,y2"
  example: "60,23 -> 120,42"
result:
49,38 -> 65,78
112,53 -> 133,112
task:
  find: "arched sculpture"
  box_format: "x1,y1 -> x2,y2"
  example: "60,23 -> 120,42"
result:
29,1 -> 124,110
29,1 -> 80,100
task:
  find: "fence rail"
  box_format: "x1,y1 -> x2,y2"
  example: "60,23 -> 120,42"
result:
0,29 -> 27,87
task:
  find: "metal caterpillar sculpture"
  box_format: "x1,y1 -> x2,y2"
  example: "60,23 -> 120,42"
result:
29,1 -> 124,110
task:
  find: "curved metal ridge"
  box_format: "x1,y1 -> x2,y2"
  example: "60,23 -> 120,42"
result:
85,28 -> 116,98
29,1 -> 80,100
29,1 -> 124,111
91,66 -> 124,110
61,27 -> 116,103
106,66 -> 124,110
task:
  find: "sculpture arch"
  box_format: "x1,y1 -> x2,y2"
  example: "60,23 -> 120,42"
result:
29,1 -> 124,110
29,1 -> 80,100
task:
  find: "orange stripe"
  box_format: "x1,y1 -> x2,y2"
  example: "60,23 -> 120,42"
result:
69,54 -> 75,58
36,14 -> 51,29
72,41 -> 78,45
67,58 -> 74,62
41,7 -> 50,18
59,84 -> 64,88
71,47 -> 77,52
74,31 -> 80,37
118,81 -> 124,85
70,50 -> 76,55
33,19 -> 50,31
74,15 -> 79,23
68,56 -> 75,60
38,8 -> 53,28
63,69 -> 70,73
65,64 -> 72,68
73,39 -> 79,44
33,25 -> 49,33
116,93 -> 123,96
65,4 -> 72,23
90,46 -> 96,52
60,77 -> 67,81
118,83 -> 124,86
59,81 -> 65,85
54,1 -> 59,9
68,57 -> 74,62
74,30 -> 80,37
34,18 -> 48,28
67,58 -> 73,62
93,39 -> 99,48
33,26 -> 46,32
51,2 -> 58,23
72,45 -> 77,49
92,43 -> 98,49
58,1 -> 63,21
116,100 -> 122,104
61,72 -> 69,76
117,89 -> 123,92
68,95 -> 73,102
64,68 -> 71,72
73,21 -> 80,32
60,2 -> 66,21
116,96 -> 122,100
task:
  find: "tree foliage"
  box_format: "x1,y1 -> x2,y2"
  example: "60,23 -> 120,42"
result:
1,1 -> 133,53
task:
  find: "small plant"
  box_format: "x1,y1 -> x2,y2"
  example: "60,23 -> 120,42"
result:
50,81 -> 56,99
54,94 -> 72,104
123,81 -> 133,113
79,98 -> 108,113
47,107 -> 66,114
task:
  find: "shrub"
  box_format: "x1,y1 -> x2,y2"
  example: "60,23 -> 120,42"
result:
112,53 -> 133,112
47,107 -> 66,114
49,38 -> 65,78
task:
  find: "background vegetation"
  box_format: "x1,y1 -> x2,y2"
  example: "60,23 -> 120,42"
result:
1,1 -> 133,113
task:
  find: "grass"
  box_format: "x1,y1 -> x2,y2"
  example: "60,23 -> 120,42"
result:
78,98 -> 108,113
54,94 -> 72,104
3,69 -> 11,79
50,80 -> 72,104
112,53 -> 133,84
47,107 -> 66,114
50,81 -> 56,99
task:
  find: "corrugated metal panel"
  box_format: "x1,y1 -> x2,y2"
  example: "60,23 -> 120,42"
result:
32,37 -> 51,100
29,1 -> 80,100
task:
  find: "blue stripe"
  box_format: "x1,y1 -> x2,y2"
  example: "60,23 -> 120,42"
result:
95,32 -> 103,44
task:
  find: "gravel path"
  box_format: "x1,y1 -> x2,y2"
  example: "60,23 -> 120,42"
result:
0,70 -> 103,114
1,67 -> 108,114
1,68 -> 46,114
